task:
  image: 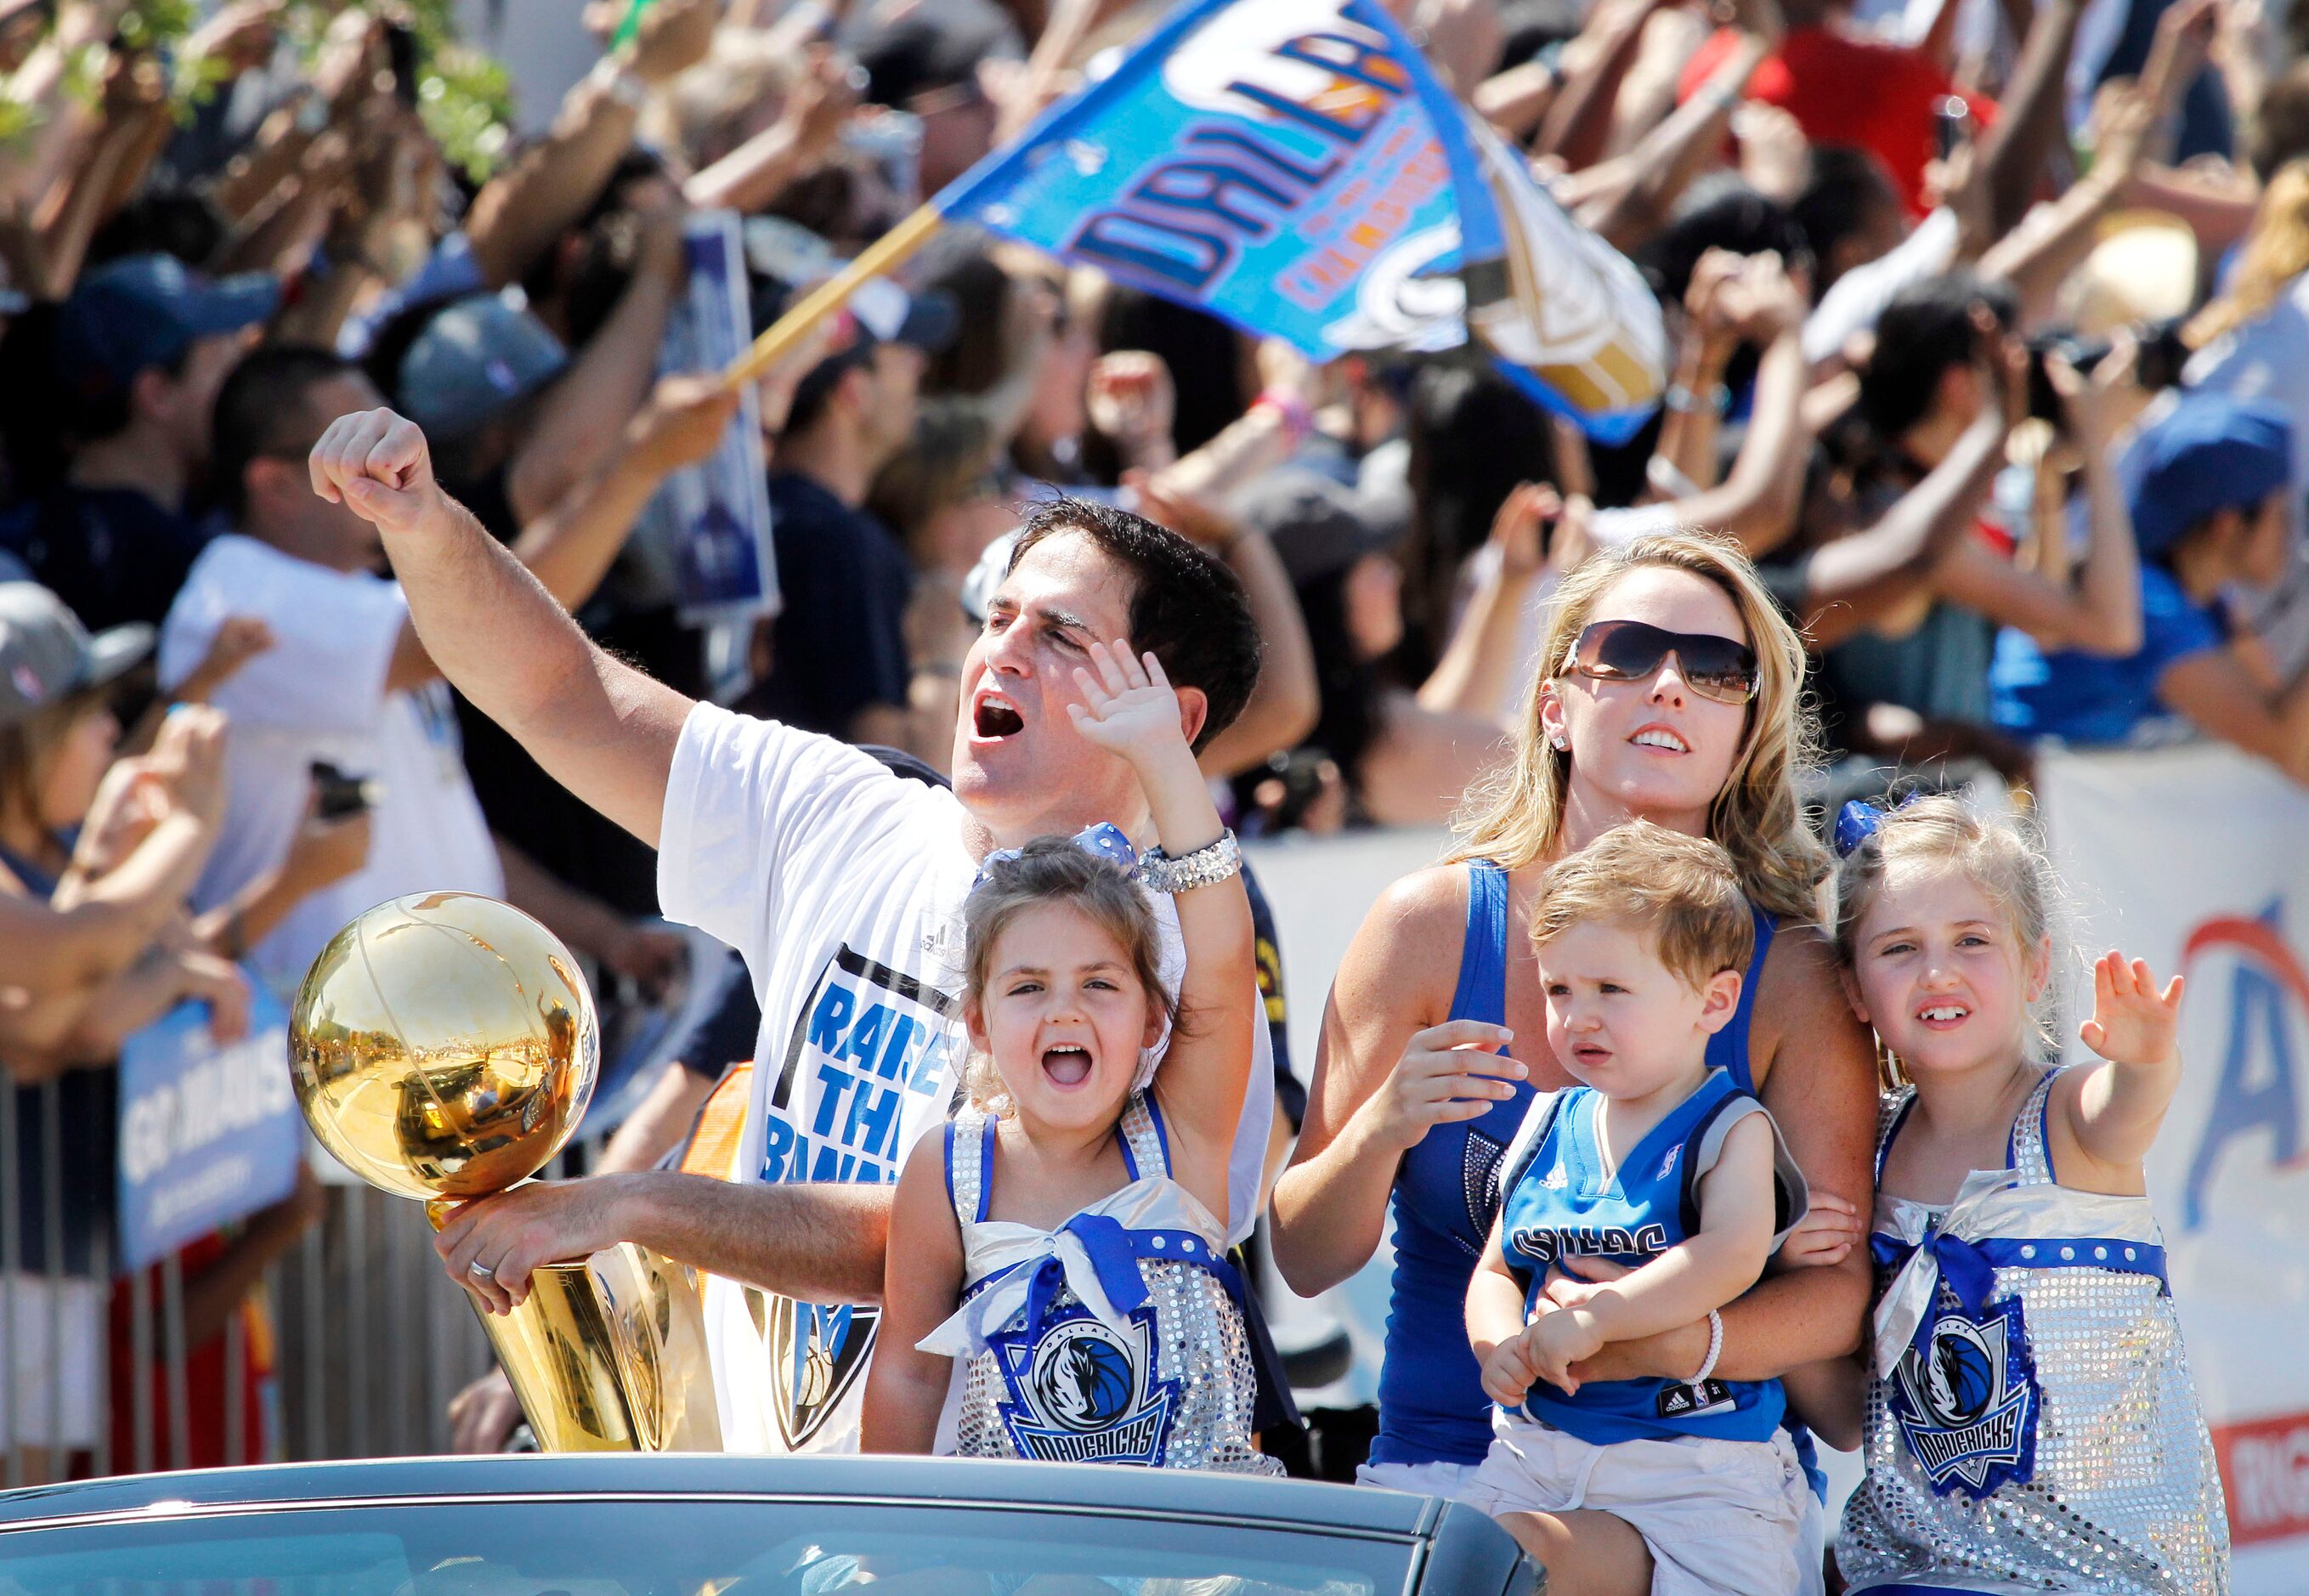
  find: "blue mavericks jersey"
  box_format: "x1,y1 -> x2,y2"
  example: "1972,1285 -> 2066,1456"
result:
1497,1068 -> 1791,1445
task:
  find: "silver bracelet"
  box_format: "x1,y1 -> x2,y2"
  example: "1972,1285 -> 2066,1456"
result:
1136,829 -> 1242,894
1691,1309 -> 1724,1386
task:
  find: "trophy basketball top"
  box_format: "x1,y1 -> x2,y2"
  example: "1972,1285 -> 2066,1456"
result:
288,891 -> 600,1203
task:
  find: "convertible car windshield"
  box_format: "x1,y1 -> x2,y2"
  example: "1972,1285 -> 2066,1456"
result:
0,1497 -> 1408,1596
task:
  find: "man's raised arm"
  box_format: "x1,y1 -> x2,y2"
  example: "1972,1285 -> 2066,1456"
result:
308,407 -> 689,848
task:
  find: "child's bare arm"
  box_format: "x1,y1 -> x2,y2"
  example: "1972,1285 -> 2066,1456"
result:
1071,638 -> 1254,1212
1468,1214 -> 1543,1406
1523,1115 -> 1777,1390
1774,1191 -> 1863,1272
858,1130 -> 965,1454
2061,950 -> 2185,1177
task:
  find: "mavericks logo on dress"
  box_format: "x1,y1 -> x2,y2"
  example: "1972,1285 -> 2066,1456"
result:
997,1305 -> 1180,1465
763,1293 -> 880,1452
1889,1295 -> 2039,1499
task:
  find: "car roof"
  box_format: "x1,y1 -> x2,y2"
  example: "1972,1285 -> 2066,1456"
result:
0,1453 -> 1446,1540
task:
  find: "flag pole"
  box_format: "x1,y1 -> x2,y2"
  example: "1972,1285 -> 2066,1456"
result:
722,202 -> 946,388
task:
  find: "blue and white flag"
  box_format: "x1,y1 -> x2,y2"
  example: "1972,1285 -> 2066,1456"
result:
936,0 -> 1667,441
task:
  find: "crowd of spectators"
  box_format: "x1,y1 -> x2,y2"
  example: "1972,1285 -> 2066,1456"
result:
3,0 -> 2308,1485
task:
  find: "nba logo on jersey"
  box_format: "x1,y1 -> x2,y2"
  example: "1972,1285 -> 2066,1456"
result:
1889,1296 -> 2039,1498
996,1305 -> 1180,1465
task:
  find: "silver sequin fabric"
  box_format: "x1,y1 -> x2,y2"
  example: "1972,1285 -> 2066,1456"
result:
1838,1073 -> 2230,1593
943,1096 -> 1281,1476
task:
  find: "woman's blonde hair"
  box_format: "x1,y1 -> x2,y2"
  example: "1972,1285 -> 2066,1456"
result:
1831,795 -> 2061,1056
2187,159 -> 2309,350
959,838 -> 1178,1115
1447,531 -> 1827,924
0,688 -> 104,836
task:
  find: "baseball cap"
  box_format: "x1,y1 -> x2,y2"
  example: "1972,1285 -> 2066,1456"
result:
778,276 -> 960,427
395,293 -> 570,439
2128,393 -> 2295,560
0,583 -> 151,728
56,253 -> 279,398
1236,470 -> 1402,586
856,9 -> 1010,108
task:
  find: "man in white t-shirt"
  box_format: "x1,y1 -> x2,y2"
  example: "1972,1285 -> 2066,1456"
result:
308,405 -> 1276,1456
162,346 -> 739,993
158,347 -> 506,992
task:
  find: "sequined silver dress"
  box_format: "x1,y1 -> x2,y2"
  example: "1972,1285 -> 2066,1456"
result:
918,1094 -> 1281,1475
1837,1070 -> 2229,1593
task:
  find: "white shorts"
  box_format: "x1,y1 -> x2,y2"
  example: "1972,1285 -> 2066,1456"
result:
0,1274 -> 102,1450
1466,1409 -> 1807,1596
1354,1457 -> 1489,1505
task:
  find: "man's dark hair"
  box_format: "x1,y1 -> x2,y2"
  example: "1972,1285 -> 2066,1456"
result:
86,190 -> 228,274
1859,270 -> 2018,444
779,342 -> 876,439
1006,496 -> 1260,754
1792,147 -> 1897,293
211,345 -> 361,519
1637,177 -> 1811,307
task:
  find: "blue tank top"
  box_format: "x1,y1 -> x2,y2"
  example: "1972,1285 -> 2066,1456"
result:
1497,1069 -> 1786,1444
1369,859 -> 1775,1466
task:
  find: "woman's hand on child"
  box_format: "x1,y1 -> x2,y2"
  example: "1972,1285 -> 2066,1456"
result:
1069,638 -> 1188,769
2079,951 -> 2185,1068
1364,1020 -> 1531,1152
1777,1191 -> 1864,1269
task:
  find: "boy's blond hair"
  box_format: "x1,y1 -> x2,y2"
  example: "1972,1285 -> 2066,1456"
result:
1531,822 -> 1754,990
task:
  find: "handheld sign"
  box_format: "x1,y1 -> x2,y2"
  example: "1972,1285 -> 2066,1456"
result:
116,988 -> 300,1271
638,211 -> 779,625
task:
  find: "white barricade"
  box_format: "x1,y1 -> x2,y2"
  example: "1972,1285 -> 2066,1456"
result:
2040,744 -> 2309,1591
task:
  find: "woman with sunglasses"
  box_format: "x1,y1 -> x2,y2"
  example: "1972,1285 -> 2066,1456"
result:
1271,531 -> 1876,1596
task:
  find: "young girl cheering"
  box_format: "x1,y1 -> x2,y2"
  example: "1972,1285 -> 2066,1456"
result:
861,640 -> 1280,1475
1826,796 -> 2228,1593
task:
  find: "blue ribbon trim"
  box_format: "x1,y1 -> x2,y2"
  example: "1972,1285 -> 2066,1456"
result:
1871,1231 -> 2170,1302
1015,1214 -> 1244,1341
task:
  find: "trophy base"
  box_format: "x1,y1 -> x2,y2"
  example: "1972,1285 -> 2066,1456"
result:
429,1204 -> 722,1453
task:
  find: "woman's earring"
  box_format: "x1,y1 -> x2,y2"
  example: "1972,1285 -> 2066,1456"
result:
1550,733 -> 1570,751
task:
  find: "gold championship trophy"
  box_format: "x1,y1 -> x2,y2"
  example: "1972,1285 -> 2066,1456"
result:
287,891 -> 721,1452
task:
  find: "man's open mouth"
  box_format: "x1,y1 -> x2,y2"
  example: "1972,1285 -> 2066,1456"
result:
974,693 -> 1024,739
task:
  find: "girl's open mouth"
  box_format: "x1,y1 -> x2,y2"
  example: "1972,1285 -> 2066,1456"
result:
1042,1044 -> 1092,1086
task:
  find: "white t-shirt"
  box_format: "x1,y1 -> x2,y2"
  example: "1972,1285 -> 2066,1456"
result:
158,535 -> 504,994
656,701 -> 1274,1454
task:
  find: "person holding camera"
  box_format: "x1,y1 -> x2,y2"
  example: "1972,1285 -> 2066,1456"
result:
1808,272 -> 2143,766
1994,391 -> 2309,779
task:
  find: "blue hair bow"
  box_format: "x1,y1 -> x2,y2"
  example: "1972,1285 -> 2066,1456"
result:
1833,790 -> 1926,858
973,821 -> 1139,892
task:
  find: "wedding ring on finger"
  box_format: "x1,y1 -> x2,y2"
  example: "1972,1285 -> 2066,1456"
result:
468,1261 -> 497,1282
